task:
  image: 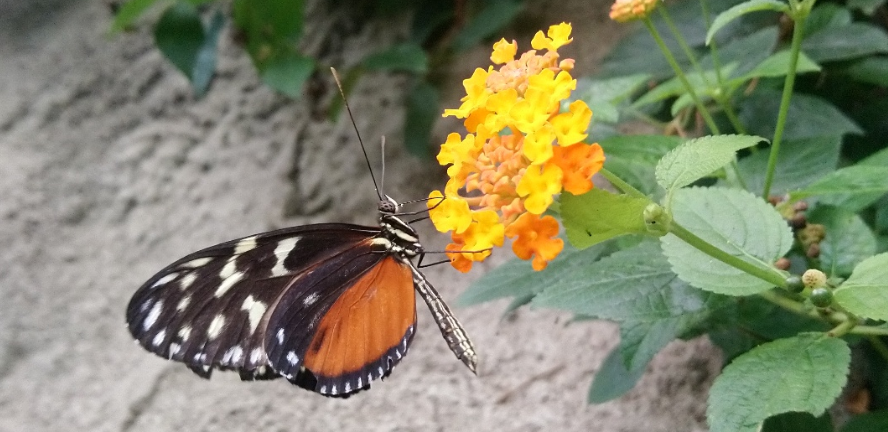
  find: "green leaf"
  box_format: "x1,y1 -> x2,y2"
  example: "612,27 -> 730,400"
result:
805,3 -> 851,35
660,187 -> 793,295
111,0 -> 166,33
403,80 -> 438,159
588,347 -> 646,403
572,75 -> 650,124
457,242 -> 611,307
362,43 -> 428,74
845,57 -> 888,87
190,10 -> 224,96
618,319 -> 681,371
802,23 -> 888,63
259,52 -> 314,97
154,2 -> 204,81
809,206 -> 878,277
740,50 -> 821,80
833,253 -> 888,320
532,241 -> 732,324
737,136 -> 841,196
451,0 -> 524,52
655,135 -> 764,191
706,0 -> 789,45
762,412 -> 833,432
740,90 -> 863,141
561,190 -> 651,249
599,135 -> 682,196
706,333 -> 850,432
841,410 -> 888,432
791,165 -> 888,212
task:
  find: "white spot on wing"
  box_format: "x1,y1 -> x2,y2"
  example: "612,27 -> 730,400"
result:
207,315 -> 226,340
303,292 -> 319,306
249,347 -> 263,364
357,377 -> 362,388
176,296 -> 190,311
271,237 -> 300,276
169,342 -> 181,357
287,351 -> 298,365
178,326 -> 192,341
143,300 -> 163,331
180,257 -> 212,269
222,345 -> 244,365
240,295 -> 267,334
179,273 -> 197,290
345,382 -> 351,393
151,273 -> 177,289
152,329 -> 166,347
276,328 -> 285,345
234,236 -> 258,255
214,259 -> 244,297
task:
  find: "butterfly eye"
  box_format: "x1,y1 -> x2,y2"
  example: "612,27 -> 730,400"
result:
378,197 -> 398,214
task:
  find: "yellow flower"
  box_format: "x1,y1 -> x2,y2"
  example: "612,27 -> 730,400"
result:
491,39 -> 517,64
610,0 -> 660,22
516,163 -> 563,214
431,22 -> 605,271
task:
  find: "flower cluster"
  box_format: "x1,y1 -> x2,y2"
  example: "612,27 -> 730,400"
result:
429,23 -> 605,272
609,0 -> 660,22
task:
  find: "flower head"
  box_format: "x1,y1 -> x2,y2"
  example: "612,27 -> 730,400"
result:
610,0 -> 660,22
429,23 -> 605,272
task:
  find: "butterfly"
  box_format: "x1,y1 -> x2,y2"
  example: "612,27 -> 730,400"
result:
126,72 -> 477,398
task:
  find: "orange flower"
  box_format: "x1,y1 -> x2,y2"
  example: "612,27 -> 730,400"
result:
551,143 -> 605,195
505,213 -> 564,271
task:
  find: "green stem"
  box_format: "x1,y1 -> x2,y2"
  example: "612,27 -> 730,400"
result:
761,9 -> 808,199
828,319 -> 857,338
669,221 -> 787,287
599,167 -> 648,200
854,326 -> 888,336
758,289 -> 807,314
642,18 -> 720,134
659,8 -> 707,81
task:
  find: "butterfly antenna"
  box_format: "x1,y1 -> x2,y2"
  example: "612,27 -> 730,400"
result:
380,136 -> 386,197
330,67 -> 382,200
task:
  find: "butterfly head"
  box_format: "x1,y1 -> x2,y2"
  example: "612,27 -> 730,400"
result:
377,195 -> 400,215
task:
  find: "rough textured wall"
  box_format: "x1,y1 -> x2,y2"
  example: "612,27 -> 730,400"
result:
0,1 -> 719,430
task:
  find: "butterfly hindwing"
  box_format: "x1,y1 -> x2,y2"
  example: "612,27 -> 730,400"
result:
266,255 -> 417,397
126,224 -> 382,381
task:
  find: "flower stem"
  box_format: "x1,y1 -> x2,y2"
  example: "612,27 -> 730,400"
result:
643,17 -> 720,134
828,319 -> 857,338
668,221 -> 787,287
761,7 -> 808,199
599,167 -> 648,200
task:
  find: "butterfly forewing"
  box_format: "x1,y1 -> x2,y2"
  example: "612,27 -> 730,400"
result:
126,224 -> 399,387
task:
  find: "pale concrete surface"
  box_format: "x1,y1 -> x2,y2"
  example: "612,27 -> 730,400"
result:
0,1 -> 719,431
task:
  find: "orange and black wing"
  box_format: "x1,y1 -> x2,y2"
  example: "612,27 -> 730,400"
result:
126,223 -> 416,396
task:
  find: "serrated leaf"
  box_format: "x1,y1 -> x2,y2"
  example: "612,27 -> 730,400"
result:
656,135 -> 765,191
457,242 -> 610,307
791,165 -> 888,212
561,190 -> 651,249
532,241 -> 732,323
707,333 -> 850,432
403,80 -> 438,159
259,52 -> 314,97
833,253 -> 888,320
809,206 -> 878,277
737,136 -> 841,196
841,410 -> 888,432
802,23 -> 888,63
740,90 -> 863,141
706,0 -> 789,44
660,187 -> 793,295
362,43 -> 428,74
588,347 -> 646,403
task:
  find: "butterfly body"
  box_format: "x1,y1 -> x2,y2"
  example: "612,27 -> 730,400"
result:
127,197 -> 477,397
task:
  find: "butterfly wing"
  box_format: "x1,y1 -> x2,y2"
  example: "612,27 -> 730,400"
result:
266,255 -> 416,396
126,223 -> 415,395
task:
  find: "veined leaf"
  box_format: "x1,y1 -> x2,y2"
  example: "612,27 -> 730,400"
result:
656,135 -> 764,191
833,253 -> 888,320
